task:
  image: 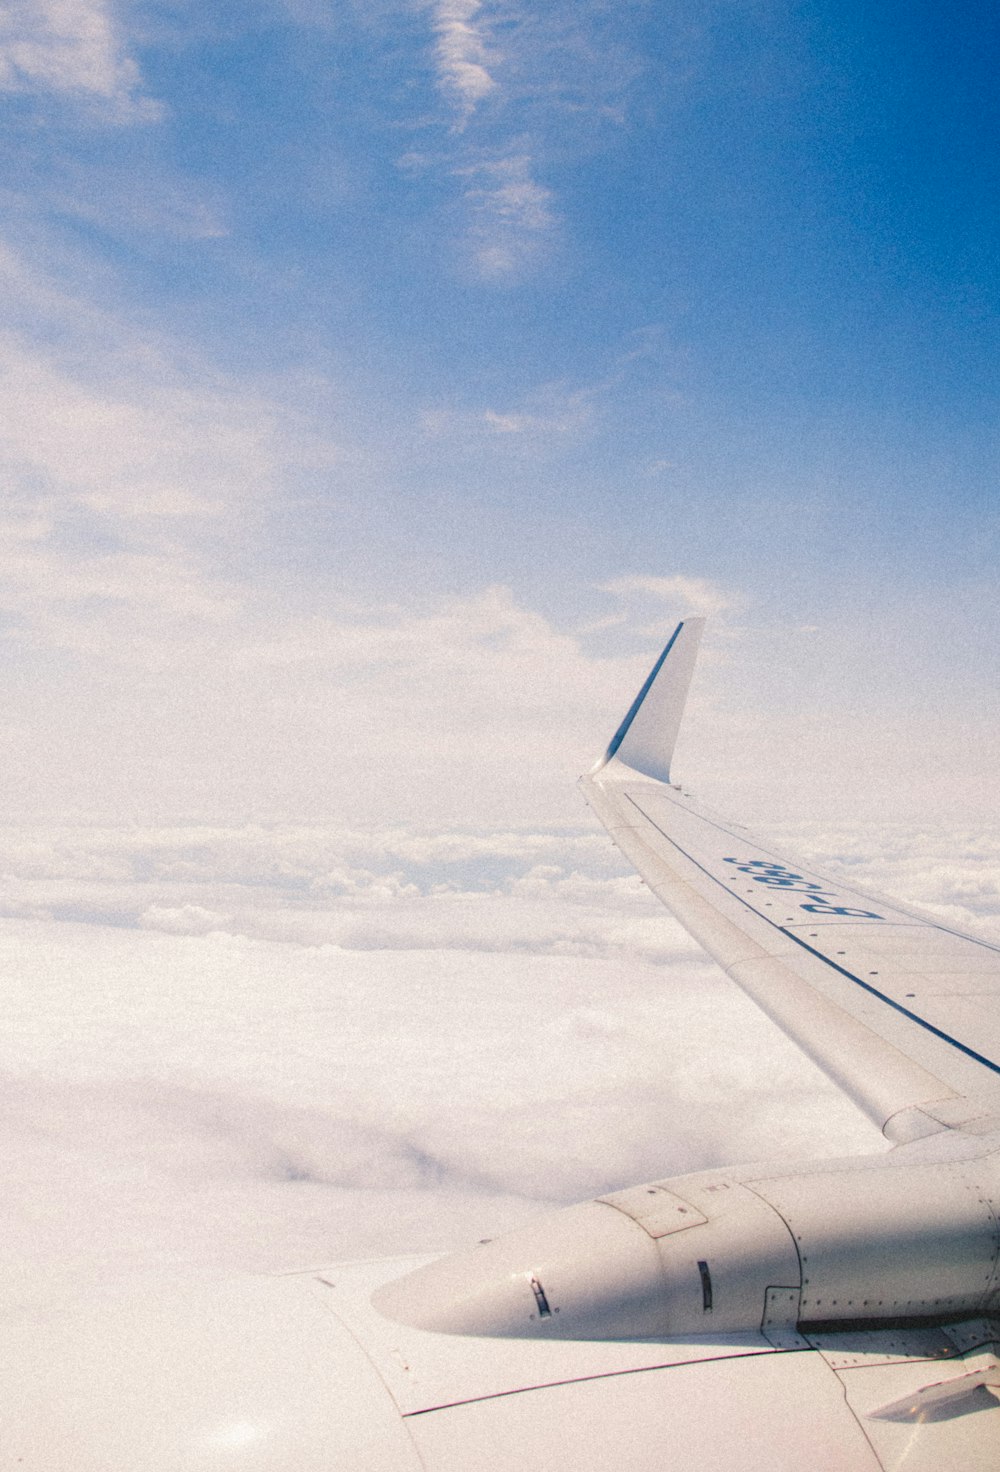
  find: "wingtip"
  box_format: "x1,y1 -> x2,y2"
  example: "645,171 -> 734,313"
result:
591,617 -> 706,783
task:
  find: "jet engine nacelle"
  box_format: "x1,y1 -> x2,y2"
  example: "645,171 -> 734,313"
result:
374,1145 -> 1000,1340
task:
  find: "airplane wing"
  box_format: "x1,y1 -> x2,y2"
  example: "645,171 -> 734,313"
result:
580,620 -> 1000,1145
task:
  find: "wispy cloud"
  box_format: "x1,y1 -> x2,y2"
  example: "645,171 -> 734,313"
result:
0,329 -> 277,524
0,237 -> 344,646
0,0 -> 160,120
392,3 -> 656,284
432,0 -> 497,121
410,1 -> 648,283
600,574 -> 740,619
423,376 -> 593,442
459,151 -> 557,280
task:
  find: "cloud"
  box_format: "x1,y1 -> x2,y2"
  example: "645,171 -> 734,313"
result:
459,151 -> 558,280
481,394 -> 585,434
139,904 -> 233,936
0,525 -> 995,833
406,1 -> 645,283
0,241 -> 343,678
40,165 -> 229,242
600,574 -> 740,619
424,378 -> 592,443
0,563 -> 631,824
391,2 -> 666,284
0,0 -> 160,119
0,817 -> 687,957
433,0 -> 497,120
0,322 -> 291,526
0,247 -> 994,843
1,812 -> 995,1311
0,353 -> 587,852
6,812 -> 999,968
0,899 -> 886,1307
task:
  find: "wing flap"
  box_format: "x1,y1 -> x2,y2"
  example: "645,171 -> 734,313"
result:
582,623 -> 1000,1142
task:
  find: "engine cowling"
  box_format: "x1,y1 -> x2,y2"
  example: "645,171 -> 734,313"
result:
374,1144 -> 1000,1340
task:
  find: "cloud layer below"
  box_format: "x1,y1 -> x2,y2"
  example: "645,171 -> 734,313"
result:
6,816 -> 999,1311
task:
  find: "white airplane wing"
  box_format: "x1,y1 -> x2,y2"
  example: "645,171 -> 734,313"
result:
581,619 -> 1000,1144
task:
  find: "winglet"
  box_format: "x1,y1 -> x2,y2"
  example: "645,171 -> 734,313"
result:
591,618 -> 705,783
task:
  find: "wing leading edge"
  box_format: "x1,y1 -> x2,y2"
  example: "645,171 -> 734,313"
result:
580,622 -> 1000,1145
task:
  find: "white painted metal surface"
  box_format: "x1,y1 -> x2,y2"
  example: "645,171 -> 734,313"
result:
403,1351 -> 883,1472
322,1261 -> 884,1469
0,1275 -> 424,1470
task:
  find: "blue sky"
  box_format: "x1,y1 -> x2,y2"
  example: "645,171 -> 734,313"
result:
1,0 -> 998,825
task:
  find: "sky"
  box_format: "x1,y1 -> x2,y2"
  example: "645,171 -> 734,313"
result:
1,0 -> 999,1304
